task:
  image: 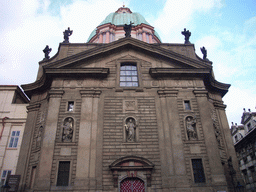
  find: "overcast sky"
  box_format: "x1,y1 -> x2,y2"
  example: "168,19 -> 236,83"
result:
0,0 -> 255,125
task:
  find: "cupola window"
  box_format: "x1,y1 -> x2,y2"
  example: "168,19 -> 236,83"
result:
120,63 -> 138,87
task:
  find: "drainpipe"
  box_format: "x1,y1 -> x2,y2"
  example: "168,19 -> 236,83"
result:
0,117 -> 9,140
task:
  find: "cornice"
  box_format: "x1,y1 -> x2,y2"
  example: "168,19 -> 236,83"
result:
193,90 -> 208,97
213,101 -> 227,110
21,68 -> 109,98
27,102 -> 41,112
149,68 -> 211,78
44,68 -> 109,77
150,68 -> 230,97
48,90 -> 65,98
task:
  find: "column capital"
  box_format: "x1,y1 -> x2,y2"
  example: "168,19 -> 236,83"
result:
213,101 -> 227,110
157,90 -> 178,98
193,90 -> 208,97
27,102 -> 41,112
48,90 -> 65,98
80,90 -> 102,98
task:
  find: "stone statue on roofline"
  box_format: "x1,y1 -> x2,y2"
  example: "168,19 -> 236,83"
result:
200,46 -> 208,60
181,28 -> 191,44
124,21 -> 134,38
63,27 -> 73,43
43,45 -> 52,60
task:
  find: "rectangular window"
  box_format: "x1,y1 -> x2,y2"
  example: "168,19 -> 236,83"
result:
242,169 -> 249,184
184,100 -> 191,110
249,166 -> 256,182
192,159 -> 206,183
67,101 -> 74,112
103,33 -> 106,43
235,135 -> 238,142
57,161 -> 70,186
8,131 -> 20,148
146,33 -> 150,43
1,170 -> 11,185
120,64 -> 138,87
248,123 -> 252,131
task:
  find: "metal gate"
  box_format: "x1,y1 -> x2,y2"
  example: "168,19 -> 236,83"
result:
120,178 -> 145,192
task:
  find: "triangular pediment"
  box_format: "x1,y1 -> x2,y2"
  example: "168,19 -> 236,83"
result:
22,37 -> 230,98
42,37 -> 212,70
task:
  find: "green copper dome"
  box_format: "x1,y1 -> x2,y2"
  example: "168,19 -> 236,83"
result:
87,8 -> 161,42
99,12 -> 150,26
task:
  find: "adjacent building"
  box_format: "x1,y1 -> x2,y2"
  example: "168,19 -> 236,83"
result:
231,109 -> 256,192
16,6 -> 243,192
0,85 -> 29,185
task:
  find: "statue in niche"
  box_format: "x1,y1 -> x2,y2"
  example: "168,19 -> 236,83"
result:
125,118 -> 136,142
62,118 -> 74,142
186,116 -> 197,140
36,126 -> 43,148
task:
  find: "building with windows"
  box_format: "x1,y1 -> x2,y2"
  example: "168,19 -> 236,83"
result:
231,109 -> 256,192
0,85 -> 29,185
16,6 -> 243,192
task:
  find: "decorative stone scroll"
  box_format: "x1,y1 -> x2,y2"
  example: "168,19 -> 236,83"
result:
62,117 -> 74,142
186,116 -> 197,140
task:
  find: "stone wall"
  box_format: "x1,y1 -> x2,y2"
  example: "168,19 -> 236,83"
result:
102,95 -> 162,191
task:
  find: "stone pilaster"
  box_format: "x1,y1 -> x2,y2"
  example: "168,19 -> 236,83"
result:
194,90 -> 227,188
35,90 -> 64,189
16,102 -> 41,191
213,101 -> 244,184
157,90 -> 185,189
74,90 -> 101,189
158,90 -> 189,189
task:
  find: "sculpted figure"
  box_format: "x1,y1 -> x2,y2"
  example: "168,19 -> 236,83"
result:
36,126 -> 43,147
63,27 -> 73,43
181,28 -> 191,44
62,118 -> 73,142
124,22 -> 134,37
125,118 -> 136,142
186,116 -> 197,140
200,46 -> 207,60
43,45 -> 52,60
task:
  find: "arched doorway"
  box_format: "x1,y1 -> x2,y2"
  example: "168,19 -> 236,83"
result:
120,178 -> 145,192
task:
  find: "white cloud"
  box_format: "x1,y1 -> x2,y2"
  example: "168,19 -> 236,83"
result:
0,0 -> 123,85
193,15 -> 256,125
224,86 -> 256,125
152,0 -> 224,43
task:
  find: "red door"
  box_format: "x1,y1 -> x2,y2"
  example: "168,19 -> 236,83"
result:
120,178 -> 145,192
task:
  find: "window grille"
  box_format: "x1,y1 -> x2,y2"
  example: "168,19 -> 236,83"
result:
192,159 -> 206,183
120,64 -> 138,87
8,131 -> 20,148
57,161 -> 70,186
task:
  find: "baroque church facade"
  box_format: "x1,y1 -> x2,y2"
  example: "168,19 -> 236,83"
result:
16,7 -> 243,192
